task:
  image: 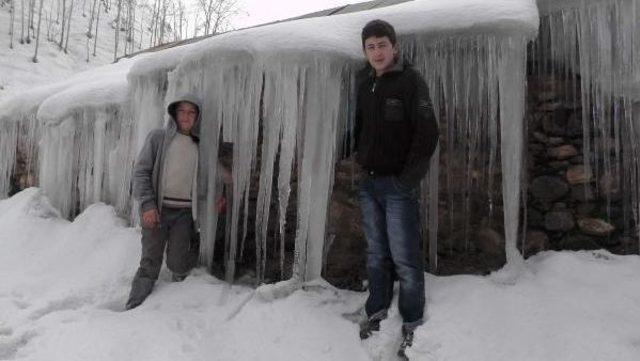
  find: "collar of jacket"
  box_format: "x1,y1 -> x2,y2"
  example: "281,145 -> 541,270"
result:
366,58 -> 406,79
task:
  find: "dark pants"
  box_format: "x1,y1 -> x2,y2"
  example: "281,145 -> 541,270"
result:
359,175 -> 425,330
126,207 -> 197,309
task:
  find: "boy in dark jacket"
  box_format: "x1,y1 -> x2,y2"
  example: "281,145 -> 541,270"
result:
354,19 -> 439,355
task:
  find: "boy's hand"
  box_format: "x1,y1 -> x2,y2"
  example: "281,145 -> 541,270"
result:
142,209 -> 160,228
216,197 -> 227,215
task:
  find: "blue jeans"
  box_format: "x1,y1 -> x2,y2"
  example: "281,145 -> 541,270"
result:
359,174 -> 425,330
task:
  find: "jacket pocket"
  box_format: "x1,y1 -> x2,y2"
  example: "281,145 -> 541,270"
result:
384,98 -> 404,123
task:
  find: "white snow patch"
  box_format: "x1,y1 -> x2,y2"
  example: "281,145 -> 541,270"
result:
1,189 -> 639,361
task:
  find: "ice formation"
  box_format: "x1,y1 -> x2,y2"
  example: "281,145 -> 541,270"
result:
533,0 -> 640,249
0,0 -> 547,284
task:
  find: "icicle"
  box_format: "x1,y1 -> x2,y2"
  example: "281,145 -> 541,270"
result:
276,69 -> 300,279
39,117 -> 77,218
256,65 -> 293,283
427,145 -> 440,270
0,120 -> 18,198
292,61 -> 346,282
498,36 -> 527,269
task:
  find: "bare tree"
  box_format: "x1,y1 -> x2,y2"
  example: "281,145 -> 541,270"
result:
171,1 -> 176,41
126,0 -> 135,54
59,0 -> 66,48
87,0 -> 97,37
113,0 -> 121,61
32,0 -> 44,62
26,0 -> 33,42
178,0 -> 184,40
20,0 -> 25,43
159,0 -> 166,44
192,12 -> 199,38
138,8 -> 143,49
148,0 -> 158,47
198,0 -> 238,36
9,0 -> 15,48
64,0 -> 74,53
56,0 -> 60,23
92,0 -> 101,56
46,0 -> 54,40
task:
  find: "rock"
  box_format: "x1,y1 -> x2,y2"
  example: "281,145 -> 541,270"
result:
522,230 -> 549,257
598,172 -> 620,196
569,155 -> 584,164
577,218 -> 615,237
595,235 -> 620,248
619,236 -> 639,252
571,185 -> 595,203
532,131 -> 548,143
566,112 -> 583,137
547,136 -> 565,146
441,229 -> 477,253
548,160 -> 570,170
530,175 -> 570,202
541,108 -> 572,136
527,208 -> 544,228
547,145 -> 579,160
528,143 -> 546,155
553,202 -> 567,210
539,102 -> 564,112
544,210 -> 575,232
559,233 -> 599,250
536,91 -> 559,103
527,113 -> 544,130
476,228 -> 504,256
576,203 -> 596,216
566,165 -> 593,185
605,206 -> 633,232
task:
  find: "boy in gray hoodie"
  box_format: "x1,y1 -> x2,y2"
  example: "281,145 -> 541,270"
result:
126,93 -> 203,310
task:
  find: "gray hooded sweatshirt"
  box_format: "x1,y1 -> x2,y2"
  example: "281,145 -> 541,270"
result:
132,93 -> 203,228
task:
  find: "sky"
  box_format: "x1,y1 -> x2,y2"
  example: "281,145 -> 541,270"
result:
233,0 -> 356,29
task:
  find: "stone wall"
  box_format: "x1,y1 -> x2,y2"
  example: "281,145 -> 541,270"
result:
526,73 -> 638,256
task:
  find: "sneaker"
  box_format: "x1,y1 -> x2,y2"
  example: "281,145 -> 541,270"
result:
171,273 -> 188,282
359,318 -> 381,340
397,326 -> 414,359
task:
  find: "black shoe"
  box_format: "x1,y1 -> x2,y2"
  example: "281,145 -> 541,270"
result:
397,326 -> 414,359
171,273 -> 188,282
359,318 -> 381,340
125,276 -> 155,310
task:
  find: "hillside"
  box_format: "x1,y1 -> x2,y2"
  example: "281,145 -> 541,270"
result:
0,0 -> 153,98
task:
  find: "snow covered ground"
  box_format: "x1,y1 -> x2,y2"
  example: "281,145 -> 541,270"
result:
1,188 -> 639,361
0,0 -> 148,98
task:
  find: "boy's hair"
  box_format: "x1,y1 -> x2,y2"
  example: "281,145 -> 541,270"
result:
361,19 -> 397,48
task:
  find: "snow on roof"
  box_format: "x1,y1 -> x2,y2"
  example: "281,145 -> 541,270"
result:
175,0 -> 539,70
537,0 -> 614,14
1,0 -> 539,121
36,76 -> 129,122
127,44 -> 200,80
0,59 -> 135,122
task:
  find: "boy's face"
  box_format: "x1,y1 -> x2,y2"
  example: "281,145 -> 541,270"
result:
175,102 -> 198,134
363,36 -> 397,76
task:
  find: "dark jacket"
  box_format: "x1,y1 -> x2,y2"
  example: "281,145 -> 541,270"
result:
354,60 -> 439,188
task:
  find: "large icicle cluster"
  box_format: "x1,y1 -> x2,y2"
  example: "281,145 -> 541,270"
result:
0,0 -> 539,284
533,0 -> 640,248
401,33 -> 529,270
0,61 -> 134,218
163,0 -> 538,282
